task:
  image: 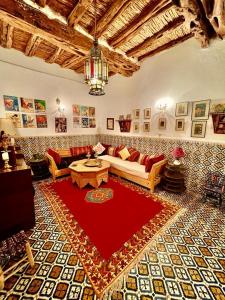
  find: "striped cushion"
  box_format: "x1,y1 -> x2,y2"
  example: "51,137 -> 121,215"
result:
127,147 -> 140,162
70,145 -> 93,157
115,145 -> 125,157
138,154 -> 148,165
145,154 -> 165,172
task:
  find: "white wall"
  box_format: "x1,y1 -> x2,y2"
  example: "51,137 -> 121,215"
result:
103,38 -> 225,143
0,48 -> 106,136
1,38 -> 225,143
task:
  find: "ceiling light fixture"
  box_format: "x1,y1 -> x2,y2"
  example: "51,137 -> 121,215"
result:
84,0 -> 108,96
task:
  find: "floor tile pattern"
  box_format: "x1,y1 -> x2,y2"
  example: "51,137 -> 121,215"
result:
0,177 -> 224,300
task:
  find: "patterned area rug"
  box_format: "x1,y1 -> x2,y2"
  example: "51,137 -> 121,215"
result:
40,177 -> 184,298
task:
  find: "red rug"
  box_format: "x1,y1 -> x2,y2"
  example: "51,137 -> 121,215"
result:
40,177 -> 184,298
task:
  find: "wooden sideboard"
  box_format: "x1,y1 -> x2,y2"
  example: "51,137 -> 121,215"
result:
0,165 -> 35,241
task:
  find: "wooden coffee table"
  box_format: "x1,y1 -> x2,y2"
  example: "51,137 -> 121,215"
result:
69,159 -> 110,189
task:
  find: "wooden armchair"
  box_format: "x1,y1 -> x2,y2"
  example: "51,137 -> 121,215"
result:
202,172 -> 225,207
46,149 -> 71,181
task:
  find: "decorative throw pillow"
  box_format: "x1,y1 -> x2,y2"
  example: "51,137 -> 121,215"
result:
48,148 -> 61,165
101,143 -> 111,155
107,146 -> 115,156
115,145 -> 125,157
138,154 -> 148,165
93,142 -> 105,155
70,145 -> 93,157
118,147 -> 130,160
145,154 -> 165,172
127,147 -> 140,162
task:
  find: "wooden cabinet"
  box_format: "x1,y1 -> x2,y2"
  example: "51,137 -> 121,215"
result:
118,120 -> 132,132
162,164 -> 186,193
0,166 -> 35,241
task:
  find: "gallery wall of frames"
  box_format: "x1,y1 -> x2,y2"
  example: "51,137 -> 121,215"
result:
106,99 -> 225,138
2,95 -> 96,133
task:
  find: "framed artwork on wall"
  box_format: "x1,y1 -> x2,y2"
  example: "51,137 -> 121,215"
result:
143,122 -> 150,132
119,115 -> 124,120
175,102 -> 188,116
133,109 -> 140,119
158,117 -> 166,129
210,100 -> 225,113
20,98 -> 34,113
55,117 -> 67,132
3,95 -> 19,112
191,121 -> 207,138
192,99 -> 210,120
144,108 -> 151,119
5,112 -> 22,128
133,122 -> 139,133
212,113 -> 225,134
175,119 -> 185,131
107,118 -> 114,130
34,99 -> 46,113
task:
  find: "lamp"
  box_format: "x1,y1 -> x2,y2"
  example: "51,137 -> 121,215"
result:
171,147 -> 185,166
0,118 -> 17,170
84,0 -> 108,96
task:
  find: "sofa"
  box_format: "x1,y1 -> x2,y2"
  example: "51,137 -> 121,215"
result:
46,144 -> 167,193
100,149 -> 167,193
46,146 -> 93,181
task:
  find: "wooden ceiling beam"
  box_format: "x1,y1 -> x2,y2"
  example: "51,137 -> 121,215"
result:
0,0 -> 138,76
127,16 -> 184,57
90,0 -> 131,37
45,47 -> 62,63
61,55 -> 84,68
68,0 -> 93,28
35,0 -> 47,8
138,32 -> 193,60
1,22 -> 13,48
109,0 -> 172,48
174,0 -> 210,47
25,35 -> 42,56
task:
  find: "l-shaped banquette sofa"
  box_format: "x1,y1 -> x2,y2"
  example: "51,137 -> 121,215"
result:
46,144 -> 167,192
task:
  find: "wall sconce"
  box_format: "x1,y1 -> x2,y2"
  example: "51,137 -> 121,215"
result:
56,98 -> 65,116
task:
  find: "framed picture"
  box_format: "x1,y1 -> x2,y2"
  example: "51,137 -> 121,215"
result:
3,95 -> 19,112
210,100 -> 225,113
5,112 -> 22,128
126,114 -> 132,120
36,114 -> 47,128
22,113 -> 36,128
107,118 -> 114,130
192,99 -> 210,120
55,117 -> 67,132
143,122 -> 150,132
72,104 -> 80,116
80,105 -> 89,117
20,98 -> 34,113
34,99 -> 46,113
175,102 -> 188,116
144,108 -> 151,119
89,118 -> 96,128
158,117 -> 166,129
89,107 -> 95,117
133,122 -> 139,133
73,116 -> 80,128
191,121 -> 207,138
133,109 -> 140,119
212,113 -> 225,134
81,117 -> 89,128
175,119 -> 185,131
119,115 -> 124,120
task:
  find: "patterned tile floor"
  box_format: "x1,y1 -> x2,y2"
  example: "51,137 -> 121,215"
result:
0,177 -> 225,300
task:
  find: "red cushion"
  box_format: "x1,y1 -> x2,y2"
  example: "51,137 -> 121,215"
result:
127,147 -> 140,162
70,145 -> 93,157
115,145 -> 125,157
101,143 -> 111,155
140,154 -> 149,165
48,148 -> 61,165
145,154 -> 165,172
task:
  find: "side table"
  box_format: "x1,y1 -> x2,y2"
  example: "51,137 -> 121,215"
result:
162,163 -> 186,193
29,157 -> 50,180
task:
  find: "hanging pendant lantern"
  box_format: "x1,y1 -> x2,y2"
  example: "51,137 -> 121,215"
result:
84,1 -> 109,96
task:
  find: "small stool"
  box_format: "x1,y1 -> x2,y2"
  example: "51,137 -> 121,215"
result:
0,231 -> 34,290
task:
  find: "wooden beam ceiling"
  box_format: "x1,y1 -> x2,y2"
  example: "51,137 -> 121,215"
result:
90,0 -> 131,38
109,0 -> 172,48
138,32 -> 193,60
68,0 -> 93,28
0,0 -> 139,76
45,47 -> 62,63
25,35 -> 42,56
35,0 -> 47,8
126,16 -> 185,57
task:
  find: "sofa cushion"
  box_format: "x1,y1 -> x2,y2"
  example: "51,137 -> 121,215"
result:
107,146 -> 115,156
145,154 -> 165,172
119,147 -> 130,160
127,148 -> 140,162
138,154 -> 148,165
48,148 -> 61,165
93,142 -> 105,155
101,143 -> 111,155
70,145 -> 92,157
115,145 -> 125,157
100,155 -> 148,179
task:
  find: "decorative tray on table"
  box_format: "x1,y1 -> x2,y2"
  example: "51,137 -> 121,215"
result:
84,159 -> 101,167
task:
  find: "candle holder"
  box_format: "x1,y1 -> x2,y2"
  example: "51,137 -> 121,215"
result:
1,151 -> 12,170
